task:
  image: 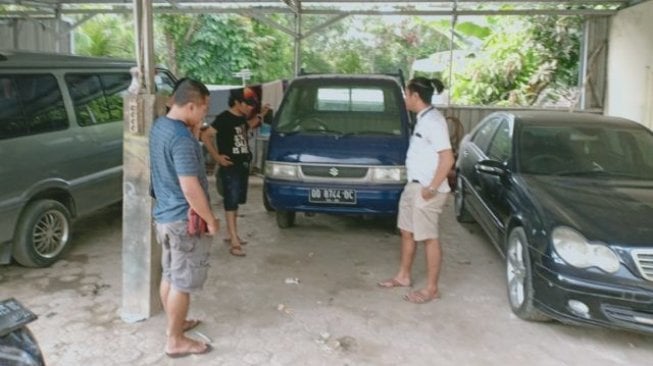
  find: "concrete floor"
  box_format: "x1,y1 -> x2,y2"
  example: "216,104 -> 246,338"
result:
2,177 -> 653,366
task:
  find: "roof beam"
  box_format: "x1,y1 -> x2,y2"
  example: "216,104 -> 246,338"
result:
0,7 -> 620,17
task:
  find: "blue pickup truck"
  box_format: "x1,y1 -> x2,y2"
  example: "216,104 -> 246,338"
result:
263,74 -> 410,227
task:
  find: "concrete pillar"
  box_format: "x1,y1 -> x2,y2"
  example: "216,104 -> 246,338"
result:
121,0 -> 161,323
121,95 -> 166,322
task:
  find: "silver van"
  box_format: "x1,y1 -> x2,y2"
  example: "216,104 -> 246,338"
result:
0,50 -> 175,267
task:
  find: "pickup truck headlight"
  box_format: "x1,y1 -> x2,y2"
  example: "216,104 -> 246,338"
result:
265,161 -> 299,181
552,226 -> 620,273
370,166 -> 406,183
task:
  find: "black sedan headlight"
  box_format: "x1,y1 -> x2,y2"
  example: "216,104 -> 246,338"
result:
552,226 -> 620,274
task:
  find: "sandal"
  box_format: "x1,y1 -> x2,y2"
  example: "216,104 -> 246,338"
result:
224,237 -> 248,245
377,278 -> 411,288
229,246 -> 246,257
403,290 -> 440,304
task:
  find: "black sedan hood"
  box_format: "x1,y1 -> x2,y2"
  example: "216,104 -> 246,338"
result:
520,175 -> 653,246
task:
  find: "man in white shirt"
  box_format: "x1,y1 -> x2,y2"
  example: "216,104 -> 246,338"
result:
378,77 -> 454,304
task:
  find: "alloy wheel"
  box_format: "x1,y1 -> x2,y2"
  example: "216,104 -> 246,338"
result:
507,235 -> 526,308
32,209 -> 70,259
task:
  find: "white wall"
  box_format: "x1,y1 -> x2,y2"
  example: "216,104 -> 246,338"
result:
606,0 -> 653,129
0,19 -> 71,53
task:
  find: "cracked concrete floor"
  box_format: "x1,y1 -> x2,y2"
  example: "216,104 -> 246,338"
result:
2,177 -> 653,365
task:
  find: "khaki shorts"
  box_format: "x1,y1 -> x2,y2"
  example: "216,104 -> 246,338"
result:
397,182 -> 448,242
155,221 -> 211,293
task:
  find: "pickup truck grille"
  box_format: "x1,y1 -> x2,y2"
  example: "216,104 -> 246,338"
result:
301,165 -> 368,179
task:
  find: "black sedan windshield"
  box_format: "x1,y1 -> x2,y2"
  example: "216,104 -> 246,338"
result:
518,124 -> 653,179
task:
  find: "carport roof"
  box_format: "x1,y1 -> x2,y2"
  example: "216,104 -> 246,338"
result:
0,1 -> 648,17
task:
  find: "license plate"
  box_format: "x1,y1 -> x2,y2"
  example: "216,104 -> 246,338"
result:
308,188 -> 356,204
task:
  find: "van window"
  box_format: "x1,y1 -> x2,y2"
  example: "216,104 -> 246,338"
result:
0,74 -> 68,140
65,73 -> 130,126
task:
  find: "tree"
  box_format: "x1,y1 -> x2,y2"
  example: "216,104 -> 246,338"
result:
449,15 -> 582,106
75,14 -> 134,58
363,17 -> 452,75
157,14 -> 294,84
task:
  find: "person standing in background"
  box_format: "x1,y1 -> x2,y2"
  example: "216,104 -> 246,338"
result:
201,87 -> 269,257
378,77 -> 454,304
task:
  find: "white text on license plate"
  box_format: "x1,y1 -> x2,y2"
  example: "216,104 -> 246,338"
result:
309,188 -> 356,204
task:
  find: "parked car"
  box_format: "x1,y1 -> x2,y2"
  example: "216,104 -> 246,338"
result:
455,110 -> 653,334
0,50 -> 175,267
263,74 -> 410,228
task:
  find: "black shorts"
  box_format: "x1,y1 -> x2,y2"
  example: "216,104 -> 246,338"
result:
218,163 -> 249,211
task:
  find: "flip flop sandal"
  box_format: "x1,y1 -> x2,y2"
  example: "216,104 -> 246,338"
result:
229,246 -> 246,257
403,291 -> 440,304
224,238 -> 248,245
165,343 -> 212,358
377,278 -> 411,288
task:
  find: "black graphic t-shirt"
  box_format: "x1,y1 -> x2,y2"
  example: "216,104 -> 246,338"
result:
211,110 -> 251,165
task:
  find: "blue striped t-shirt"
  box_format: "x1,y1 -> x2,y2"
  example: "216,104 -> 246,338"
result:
149,116 -> 208,223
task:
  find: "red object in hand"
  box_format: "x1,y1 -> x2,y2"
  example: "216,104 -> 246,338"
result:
187,208 -> 208,236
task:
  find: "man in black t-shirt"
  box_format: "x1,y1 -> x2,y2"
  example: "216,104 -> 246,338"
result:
201,87 -> 268,257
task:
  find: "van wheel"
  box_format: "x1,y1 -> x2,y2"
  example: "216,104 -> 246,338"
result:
13,200 -> 72,268
263,185 -> 274,212
276,210 -> 295,228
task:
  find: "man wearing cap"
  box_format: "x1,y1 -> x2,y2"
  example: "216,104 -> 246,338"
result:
201,87 -> 268,257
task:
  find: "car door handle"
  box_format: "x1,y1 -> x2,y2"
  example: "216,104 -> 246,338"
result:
463,150 -> 469,157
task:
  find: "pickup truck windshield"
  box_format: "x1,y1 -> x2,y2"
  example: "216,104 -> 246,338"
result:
275,79 -> 404,136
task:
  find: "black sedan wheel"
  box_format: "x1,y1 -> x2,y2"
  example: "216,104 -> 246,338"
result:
13,200 -> 72,267
506,227 -> 550,322
454,174 -> 475,223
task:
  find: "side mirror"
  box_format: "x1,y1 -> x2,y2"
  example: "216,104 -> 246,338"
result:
475,159 -> 509,177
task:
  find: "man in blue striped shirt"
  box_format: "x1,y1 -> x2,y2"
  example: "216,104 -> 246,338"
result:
150,78 -> 218,358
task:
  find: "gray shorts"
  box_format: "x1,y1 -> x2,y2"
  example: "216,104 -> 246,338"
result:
397,182 -> 448,242
155,220 -> 211,293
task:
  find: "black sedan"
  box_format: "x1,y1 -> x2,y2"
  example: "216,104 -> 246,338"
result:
455,111 -> 653,333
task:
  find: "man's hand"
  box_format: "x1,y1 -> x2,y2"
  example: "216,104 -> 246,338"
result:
217,154 -> 233,167
207,217 -> 220,236
420,187 -> 436,200
260,103 -> 271,118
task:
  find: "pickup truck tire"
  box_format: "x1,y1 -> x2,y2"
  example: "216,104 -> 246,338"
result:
276,210 -> 295,228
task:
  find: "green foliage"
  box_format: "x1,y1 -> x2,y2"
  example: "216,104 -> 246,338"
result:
362,17 -> 451,74
450,16 -> 582,106
71,12 -> 581,107
158,15 -> 254,84
157,14 -> 294,84
75,15 -> 134,58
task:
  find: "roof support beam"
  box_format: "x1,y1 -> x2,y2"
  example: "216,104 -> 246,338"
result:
0,7 -> 619,17
301,13 -> 348,40
239,9 -> 296,37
